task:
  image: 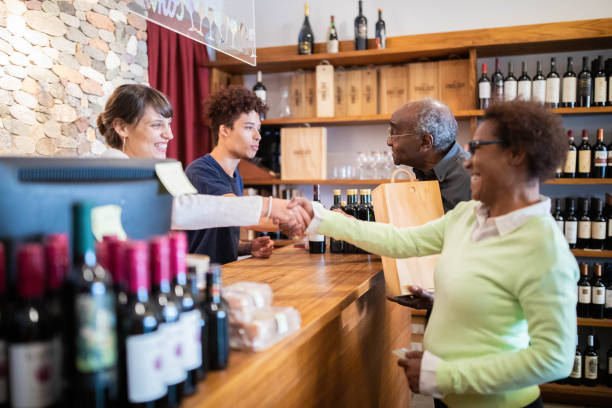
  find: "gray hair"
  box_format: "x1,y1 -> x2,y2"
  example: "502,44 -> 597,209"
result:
413,98 -> 457,151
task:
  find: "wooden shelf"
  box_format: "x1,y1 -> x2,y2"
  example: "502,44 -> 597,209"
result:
243,179 -> 401,186
571,249 -> 612,258
540,382 -> 612,406
546,178 -> 612,185
577,317 -> 612,327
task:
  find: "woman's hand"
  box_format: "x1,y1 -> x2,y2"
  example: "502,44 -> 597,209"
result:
397,350 -> 423,393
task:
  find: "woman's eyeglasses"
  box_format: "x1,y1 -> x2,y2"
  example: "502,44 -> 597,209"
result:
467,139 -> 505,155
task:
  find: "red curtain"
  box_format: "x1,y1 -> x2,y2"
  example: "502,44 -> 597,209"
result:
146,22 -> 210,166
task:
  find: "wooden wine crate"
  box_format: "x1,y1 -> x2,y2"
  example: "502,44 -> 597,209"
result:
303,71 -> 316,118
361,68 -> 378,115
379,66 -> 408,115
407,61 -> 439,101
280,127 -> 327,180
346,69 -> 362,116
289,71 -> 305,118
316,63 -> 334,117
210,68 -> 243,96
438,59 -> 473,111
334,68 -> 348,117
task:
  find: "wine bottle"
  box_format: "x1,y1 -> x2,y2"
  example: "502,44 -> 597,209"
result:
591,263 -> 606,319
545,57 -> 560,108
169,232 -> 201,397
103,236 -> 128,309
0,242 -> 6,408
343,189 -> 358,253
326,16 -> 339,54
584,334 -> 598,386
607,344 -> 612,387
606,58 -> 612,107
491,57 -> 504,103
503,62 -> 517,102
517,61 -> 531,101
356,189 -> 375,254
564,130 -> 577,178
591,198 -> 606,251
578,56 -> 592,108
562,56 -> 577,108
308,184 -> 326,254
606,194 -> 612,251
569,334 -> 582,386
577,198 -> 591,250
531,61 -> 546,104
577,262 -> 591,317
118,241 -> 167,407
253,71 -> 267,109
63,203 -> 118,407
354,0 -> 367,51
297,3 -> 314,55
375,8 -> 386,49
150,237 -> 185,408
593,128 -> 607,178
594,56 -> 607,107
552,198 -> 564,232
329,189 -> 344,253
578,129 -> 592,178
565,198 -> 578,249
8,244 -> 58,408
606,261 -> 612,318
186,267 -> 206,382
203,264 -> 229,370
478,63 -> 491,109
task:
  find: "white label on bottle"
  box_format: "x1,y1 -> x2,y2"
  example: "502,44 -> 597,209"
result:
579,150 -> 591,173
593,287 -> 605,305
51,336 -> 62,401
308,233 -> 325,242
517,80 -> 531,100
570,354 -> 582,378
126,332 -> 167,403
608,150 -> 612,166
478,82 -> 491,99
606,288 -> 612,307
594,151 -> 607,167
609,356 -> 612,375
9,341 -> 56,408
532,80 -> 546,103
585,355 -> 598,380
0,341 -> 6,403
594,77 -> 606,103
545,77 -> 560,103
158,322 -> 187,386
608,75 -> 612,103
565,221 -> 577,244
592,221 -> 606,240
179,310 -> 202,371
562,77 -> 577,103
578,286 -> 591,304
326,39 -> 338,53
556,220 -> 564,232
564,150 -> 577,173
275,312 -> 289,335
503,81 -> 517,101
578,221 -> 591,239
254,90 -> 267,105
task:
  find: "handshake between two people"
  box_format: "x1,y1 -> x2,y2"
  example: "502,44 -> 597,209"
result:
265,196 -> 315,238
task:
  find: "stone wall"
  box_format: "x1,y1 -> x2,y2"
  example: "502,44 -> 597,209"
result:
0,0 -> 149,156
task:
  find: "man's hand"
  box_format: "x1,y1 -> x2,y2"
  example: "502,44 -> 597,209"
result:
387,285 -> 434,310
397,350 -> 423,393
269,198 -> 311,237
250,236 -> 274,258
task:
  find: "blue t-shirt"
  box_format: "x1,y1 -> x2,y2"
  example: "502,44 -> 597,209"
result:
184,154 -> 244,264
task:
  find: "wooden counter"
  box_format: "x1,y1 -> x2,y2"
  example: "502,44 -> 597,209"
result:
184,245 -> 412,408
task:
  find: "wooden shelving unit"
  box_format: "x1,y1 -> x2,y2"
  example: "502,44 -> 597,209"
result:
571,249 -> 612,258
540,382 -> 612,406
577,317 -> 612,328
546,178 -> 612,185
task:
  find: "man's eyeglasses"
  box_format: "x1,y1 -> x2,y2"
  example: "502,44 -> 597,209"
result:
467,139 -> 505,155
387,128 -> 416,141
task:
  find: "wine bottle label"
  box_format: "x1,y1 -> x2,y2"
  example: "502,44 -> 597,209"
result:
592,221 -> 606,240
545,77 -> 560,103
607,150 -> 612,166
357,23 -> 367,37
606,288 -> 612,307
0,341 -> 6,403
532,80 -> 546,103
578,286 -> 591,304
158,321 -> 188,385
585,356 -> 598,380
578,78 -> 592,97
556,220 -> 564,232
254,90 -> 267,104
578,220 -> 591,239
517,81 -> 531,100
592,287 -> 605,305
126,332 -> 167,403
492,83 -> 504,101
75,293 -> 117,372
326,39 -> 339,53
565,221 -> 577,244
564,151 -> 576,173
51,335 -> 62,401
179,309 -> 202,370
609,75 -> 612,103
9,341 -> 56,408
478,82 -> 491,99
562,77 -> 577,103
570,355 -> 581,378
609,357 -> 612,375
594,77 -> 606,103
299,41 -> 312,54
503,81 -> 517,101
578,150 -> 591,173
594,151 -> 607,167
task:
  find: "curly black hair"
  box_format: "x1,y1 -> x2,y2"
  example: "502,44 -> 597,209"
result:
483,100 -> 566,182
204,85 -> 268,146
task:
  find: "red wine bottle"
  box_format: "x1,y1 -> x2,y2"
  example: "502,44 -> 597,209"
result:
491,57 -> 504,103
118,241 -> 167,407
591,263 -> 606,319
578,129 -> 592,178
297,3 -> 314,55
577,198 -> 591,250
150,237 -> 185,408
105,237 -> 129,309
343,190 -> 358,253
584,334 -> 598,386
594,56 -> 606,107
569,334 -> 582,386
552,198 -> 564,232
0,242 -> 6,408
531,60 -> 546,104
203,264 -> 229,370
562,56 -> 577,108
375,8 -> 386,49
503,62 -> 517,101
169,232 -> 201,397
517,61 -> 531,101
590,198 -> 606,250
308,184 -> 326,254
545,57 -> 560,108
329,190 -> 344,253
564,198 -> 578,249
8,244 -> 58,408
592,128 -> 607,178
354,0 -> 367,50
577,263 -> 591,317
253,71 -> 267,116
578,56 -> 592,108
478,63 -> 491,109
63,203 -> 118,407
563,130 -> 577,178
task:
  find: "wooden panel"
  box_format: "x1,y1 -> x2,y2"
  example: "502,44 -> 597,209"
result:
346,69 -> 362,116
303,72 -> 316,118
280,127 -> 327,180
334,68 -> 348,117
540,382 -> 612,407
361,68 -> 378,115
316,64 -> 334,117
439,59 -> 472,111
209,68 -> 232,96
380,66 -> 408,115
289,72 -> 305,118
407,61 -> 439,101
577,317 -> 612,327
546,178 -> 612,185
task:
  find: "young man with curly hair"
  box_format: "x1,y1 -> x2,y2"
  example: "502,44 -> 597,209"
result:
185,86 -> 273,264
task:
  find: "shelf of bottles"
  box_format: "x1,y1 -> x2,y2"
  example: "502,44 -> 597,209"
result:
540,382 -> 612,401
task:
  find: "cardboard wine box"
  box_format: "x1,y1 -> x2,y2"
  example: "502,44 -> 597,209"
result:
281,127 -> 327,180
438,59 -> 473,111
407,61 -> 440,101
361,68 -> 378,115
316,63 -> 334,117
346,69 -> 362,116
379,66 -> 408,115
334,68 -> 348,117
